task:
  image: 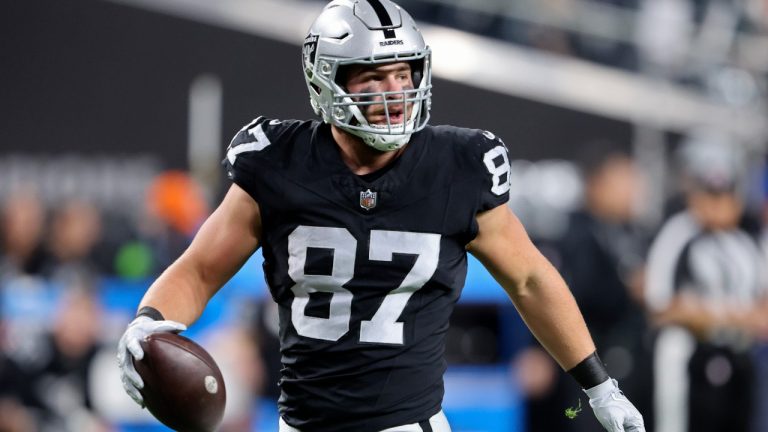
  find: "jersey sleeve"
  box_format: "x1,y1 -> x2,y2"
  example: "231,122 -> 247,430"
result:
469,129 -> 511,212
222,117 -> 302,202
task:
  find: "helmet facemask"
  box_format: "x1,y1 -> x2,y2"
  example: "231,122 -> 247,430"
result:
333,55 -> 431,151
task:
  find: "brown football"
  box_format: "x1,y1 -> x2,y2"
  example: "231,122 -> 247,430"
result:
133,332 -> 226,432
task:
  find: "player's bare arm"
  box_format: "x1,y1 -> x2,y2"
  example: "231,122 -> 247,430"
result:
467,204 -> 595,369
468,204 -> 645,431
139,183 -> 262,325
117,183 -> 261,406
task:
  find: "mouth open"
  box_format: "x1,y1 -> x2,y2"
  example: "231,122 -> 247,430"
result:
370,105 -> 406,126
387,108 -> 404,124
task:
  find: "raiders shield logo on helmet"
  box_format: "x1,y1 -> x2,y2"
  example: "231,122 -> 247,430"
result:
360,189 -> 377,210
303,34 -> 318,74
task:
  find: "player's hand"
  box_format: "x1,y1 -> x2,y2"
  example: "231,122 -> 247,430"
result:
117,315 -> 186,407
585,378 -> 645,432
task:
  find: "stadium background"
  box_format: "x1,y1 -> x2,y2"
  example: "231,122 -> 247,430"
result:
1,0 -> 767,431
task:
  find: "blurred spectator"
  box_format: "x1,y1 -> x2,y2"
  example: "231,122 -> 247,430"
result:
0,189 -> 47,279
754,162 -> 768,432
115,170 -> 211,280
558,142 -> 653,431
0,318 -> 39,432
0,399 -> 36,432
513,142 -> 653,431
39,199 -> 104,286
26,285 -> 112,431
636,0 -> 695,75
645,137 -> 768,432
511,342 -> 572,431
146,170 -> 209,238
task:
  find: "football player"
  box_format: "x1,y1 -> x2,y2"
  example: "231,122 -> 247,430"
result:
117,1 -> 645,431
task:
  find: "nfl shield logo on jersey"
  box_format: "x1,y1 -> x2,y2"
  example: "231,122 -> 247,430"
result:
360,189 -> 377,210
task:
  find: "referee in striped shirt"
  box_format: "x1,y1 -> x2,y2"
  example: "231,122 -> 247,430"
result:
645,139 -> 768,432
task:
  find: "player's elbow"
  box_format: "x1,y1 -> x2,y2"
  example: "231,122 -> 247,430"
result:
502,272 -> 540,303
503,262 -> 569,306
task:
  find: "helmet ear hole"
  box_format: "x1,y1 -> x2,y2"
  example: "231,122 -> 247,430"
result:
411,70 -> 422,87
409,59 -> 424,86
334,65 -> 353,89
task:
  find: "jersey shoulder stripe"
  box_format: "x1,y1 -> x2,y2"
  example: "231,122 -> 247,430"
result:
223,117 -> 319,201
225,117 -> 313,164
226,118 -> 272,164
226,117 -> 272,164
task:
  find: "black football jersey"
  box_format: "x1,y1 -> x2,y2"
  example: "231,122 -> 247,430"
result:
224,117 -> 510,431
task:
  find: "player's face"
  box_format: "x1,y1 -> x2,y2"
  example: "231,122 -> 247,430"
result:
344,62 -> 414,126
688,189 -> 743,230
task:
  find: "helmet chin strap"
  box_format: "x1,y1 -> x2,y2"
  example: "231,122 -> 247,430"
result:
354,128 -> 411,151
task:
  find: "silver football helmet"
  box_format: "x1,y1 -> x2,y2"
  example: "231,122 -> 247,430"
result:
303,0 -> 432,151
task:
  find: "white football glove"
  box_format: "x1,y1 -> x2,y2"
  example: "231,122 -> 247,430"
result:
116,315 -> 186,407
585,378 -> 646,432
